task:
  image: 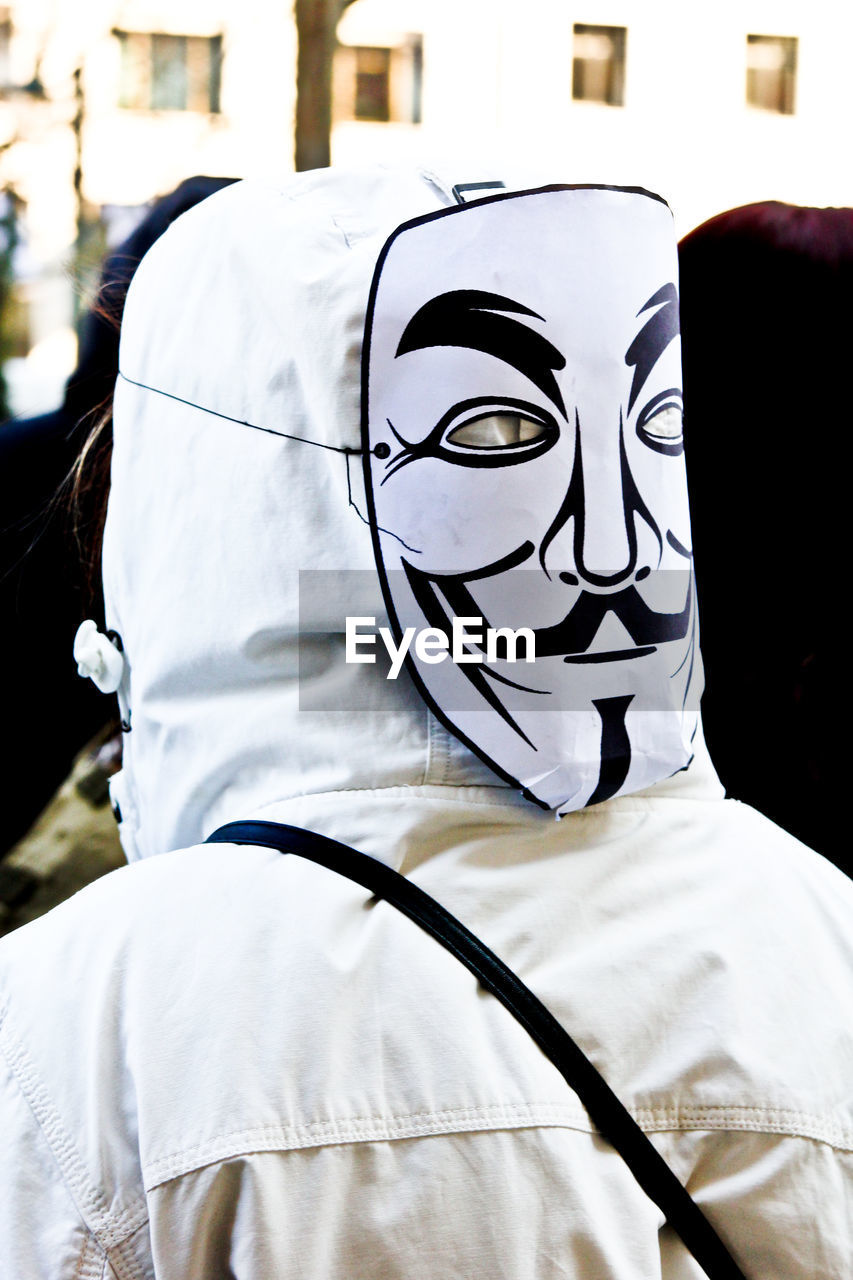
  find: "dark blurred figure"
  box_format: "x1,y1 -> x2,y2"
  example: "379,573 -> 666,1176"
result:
0,176 -> 236,859
679,201 -> 850,876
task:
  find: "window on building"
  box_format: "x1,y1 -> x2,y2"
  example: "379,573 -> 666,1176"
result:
0,8 -> 12,88
572,24 -> 626,106
354,47 -> 391,121
115,31 -> 222,113
746,35 -> 797,114
151,35 -> 188,111
334,35 -> 423,124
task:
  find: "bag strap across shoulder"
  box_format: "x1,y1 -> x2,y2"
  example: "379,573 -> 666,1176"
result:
206,819 -> 747,1280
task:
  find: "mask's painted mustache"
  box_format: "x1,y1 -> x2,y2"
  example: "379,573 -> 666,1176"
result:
403,546 -> 693,663
534,575 -> 693,658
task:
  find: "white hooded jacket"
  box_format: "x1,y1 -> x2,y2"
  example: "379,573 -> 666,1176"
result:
0,169 -> 851,1279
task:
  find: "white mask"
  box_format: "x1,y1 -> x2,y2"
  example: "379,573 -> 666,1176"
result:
363,185 -> 701,813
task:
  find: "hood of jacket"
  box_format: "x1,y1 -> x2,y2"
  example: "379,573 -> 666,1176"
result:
101,166 -> 720,863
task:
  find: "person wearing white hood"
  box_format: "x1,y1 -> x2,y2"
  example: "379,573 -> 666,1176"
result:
0,167 -> 850,1278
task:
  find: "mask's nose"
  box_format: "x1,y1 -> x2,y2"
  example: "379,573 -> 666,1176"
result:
541,413 -> 639,588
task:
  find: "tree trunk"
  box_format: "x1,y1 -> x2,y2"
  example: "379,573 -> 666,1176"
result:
294,0 -> 355,172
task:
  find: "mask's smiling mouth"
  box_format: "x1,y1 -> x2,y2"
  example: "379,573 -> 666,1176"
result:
562,646 -> 657,664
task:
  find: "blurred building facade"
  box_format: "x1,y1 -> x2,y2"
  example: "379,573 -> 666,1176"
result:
0,0 -> 296,414
1,0 -> 851,414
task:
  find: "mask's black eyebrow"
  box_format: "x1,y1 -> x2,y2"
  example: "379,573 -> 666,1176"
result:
395,289 -> 567,417
625,283 -> 680,413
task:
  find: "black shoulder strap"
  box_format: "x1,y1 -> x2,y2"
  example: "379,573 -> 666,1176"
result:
206,819 -> 747,1280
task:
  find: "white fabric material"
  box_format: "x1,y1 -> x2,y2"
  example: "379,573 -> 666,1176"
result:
0,170 -> 851,1276
103,168 -> 503,863
1,792 -> 852,1277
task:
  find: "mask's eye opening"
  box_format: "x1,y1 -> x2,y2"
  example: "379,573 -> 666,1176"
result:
643,405 -> 682,439
446,412 -> 552,450
636,389 -> 684,456
434,397 -> 559,467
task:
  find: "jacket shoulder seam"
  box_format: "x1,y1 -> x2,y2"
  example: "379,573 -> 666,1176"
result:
632,1103 -> 853,1150
142,1098 -> 853,1190
0,1001 -> 149,1277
